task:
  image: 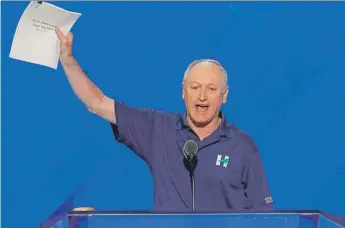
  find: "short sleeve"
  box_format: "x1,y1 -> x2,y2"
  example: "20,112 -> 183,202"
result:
110,101 -> 156,164
242,140 -> 274,210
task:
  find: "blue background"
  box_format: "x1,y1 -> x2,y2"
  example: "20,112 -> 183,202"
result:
2,1 -> 345,228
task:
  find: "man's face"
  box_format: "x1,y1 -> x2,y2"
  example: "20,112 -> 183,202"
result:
182,62 -> 229,127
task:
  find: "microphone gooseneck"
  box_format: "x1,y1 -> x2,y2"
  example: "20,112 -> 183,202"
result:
183,139 -> 198,211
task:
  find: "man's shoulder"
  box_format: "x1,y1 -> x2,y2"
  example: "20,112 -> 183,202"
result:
116,100 -> 179,118
152,109 -> 182,125
225,121 -> 252,140
225,122 -> 258,153
114,100 -> 181,130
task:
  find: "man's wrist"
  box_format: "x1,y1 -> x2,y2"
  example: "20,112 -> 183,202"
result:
60,55 -> 75,67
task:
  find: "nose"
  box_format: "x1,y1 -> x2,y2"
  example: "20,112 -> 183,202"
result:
198,88 -> 207,101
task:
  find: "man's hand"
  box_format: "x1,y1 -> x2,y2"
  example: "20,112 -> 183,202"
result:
55,27 -> 73,59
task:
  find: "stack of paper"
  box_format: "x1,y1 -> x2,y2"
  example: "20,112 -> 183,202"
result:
9,1 -> 81,69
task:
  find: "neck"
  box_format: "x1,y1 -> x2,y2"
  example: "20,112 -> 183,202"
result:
187,115 -> 221,141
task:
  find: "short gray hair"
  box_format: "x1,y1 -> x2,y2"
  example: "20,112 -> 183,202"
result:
183,59 -> 228,86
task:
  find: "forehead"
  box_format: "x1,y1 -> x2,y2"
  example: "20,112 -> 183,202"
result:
186,62 -> 225,85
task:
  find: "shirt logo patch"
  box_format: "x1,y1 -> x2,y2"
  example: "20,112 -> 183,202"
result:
265,196 -> 273,204
216,154 -> 230,167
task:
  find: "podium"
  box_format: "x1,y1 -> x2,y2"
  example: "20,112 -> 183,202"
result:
43,210 -> 345,228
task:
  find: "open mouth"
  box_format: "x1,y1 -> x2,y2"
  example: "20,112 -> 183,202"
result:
195,104 -> 209,112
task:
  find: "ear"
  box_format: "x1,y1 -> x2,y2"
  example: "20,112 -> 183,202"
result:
182,83 -> 185,99
222,86 -> 229,104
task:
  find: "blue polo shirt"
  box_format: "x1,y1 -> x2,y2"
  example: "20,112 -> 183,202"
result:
111,101 -> 274,211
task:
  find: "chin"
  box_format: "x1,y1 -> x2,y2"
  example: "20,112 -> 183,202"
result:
191,116 -> 212,127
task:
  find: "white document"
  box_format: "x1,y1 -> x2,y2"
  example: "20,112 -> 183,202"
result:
9,1 -> 81,69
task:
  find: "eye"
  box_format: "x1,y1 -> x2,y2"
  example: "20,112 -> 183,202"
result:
190,84 -> 200,90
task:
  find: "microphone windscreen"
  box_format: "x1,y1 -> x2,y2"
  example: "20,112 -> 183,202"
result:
183,140 -> 198,157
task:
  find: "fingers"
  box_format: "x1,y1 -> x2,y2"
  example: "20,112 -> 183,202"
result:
55,27 -> 64,40
55,27 -> 73,57
66,32 -> 73,43
55,27 -> 73,42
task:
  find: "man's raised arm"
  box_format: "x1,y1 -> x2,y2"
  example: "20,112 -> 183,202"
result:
55,27 -> 115,124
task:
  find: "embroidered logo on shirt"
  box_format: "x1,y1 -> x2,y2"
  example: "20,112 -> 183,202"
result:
216,154 -> 230,167
265,196 -> 273,204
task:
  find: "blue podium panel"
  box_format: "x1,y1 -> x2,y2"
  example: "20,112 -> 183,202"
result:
47,211 -> 345,228
87,214 -> 300,228
318,215 -> 345,228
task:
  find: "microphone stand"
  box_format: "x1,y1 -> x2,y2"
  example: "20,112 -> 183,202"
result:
184,154 -> 198,211
190,170 -> 195,210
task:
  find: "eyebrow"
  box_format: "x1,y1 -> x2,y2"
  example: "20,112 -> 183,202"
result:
189,81 -> 217,86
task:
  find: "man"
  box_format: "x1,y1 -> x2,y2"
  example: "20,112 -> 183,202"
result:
55,27 -> 274,211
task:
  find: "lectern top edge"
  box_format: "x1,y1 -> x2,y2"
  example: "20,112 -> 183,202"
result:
68,209 -> 323,216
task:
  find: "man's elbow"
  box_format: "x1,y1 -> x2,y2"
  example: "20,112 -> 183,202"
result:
87,96 -> 115,123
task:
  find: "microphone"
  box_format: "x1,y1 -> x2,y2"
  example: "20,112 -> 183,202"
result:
183,139 -> 198,210
183,139 -> 198,172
